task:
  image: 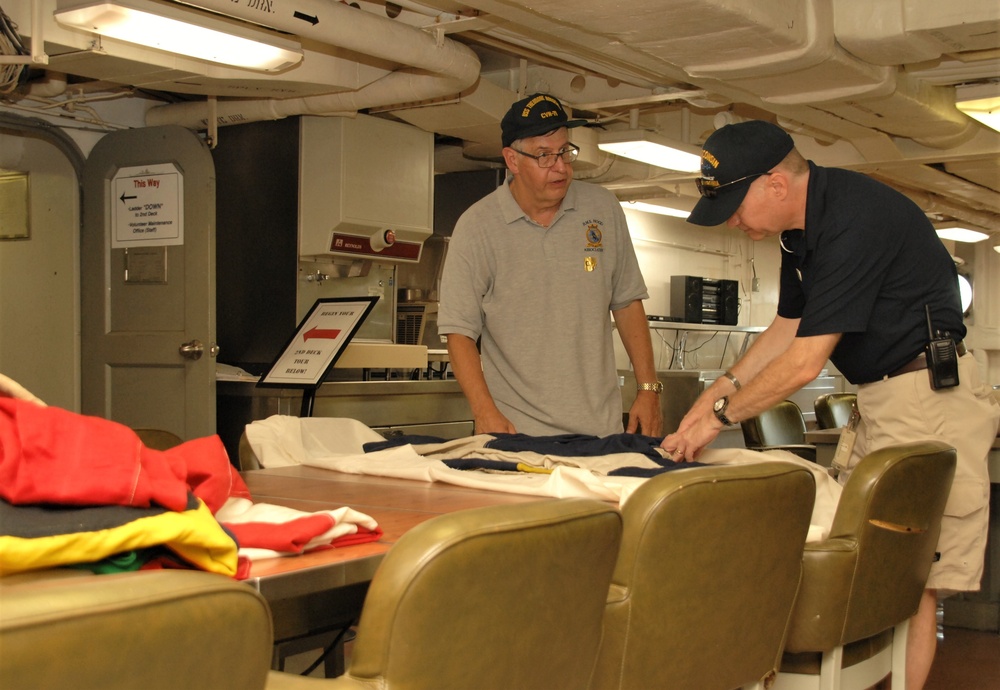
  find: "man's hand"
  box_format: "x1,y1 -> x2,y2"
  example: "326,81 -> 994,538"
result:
474,409 -> 517,435
659,408 -> 723,462
625,392 -> 663,436
0,373 -> 46,406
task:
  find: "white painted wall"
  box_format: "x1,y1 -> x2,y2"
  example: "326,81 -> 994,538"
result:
955,239 -> 1000,388
620,209 -> 1000,392
0,94 -> 167,410
0,131 -> 80,409
615,207 -> 782,374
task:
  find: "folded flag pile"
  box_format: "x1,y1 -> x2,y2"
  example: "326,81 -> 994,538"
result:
0,398 -> 381,579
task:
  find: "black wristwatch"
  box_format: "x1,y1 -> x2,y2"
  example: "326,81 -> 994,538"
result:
713,396 -> 735,426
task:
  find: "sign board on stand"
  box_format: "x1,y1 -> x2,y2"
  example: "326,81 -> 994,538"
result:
257,297 -> 379,416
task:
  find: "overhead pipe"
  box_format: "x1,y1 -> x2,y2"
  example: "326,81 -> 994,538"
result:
900,188 -> 1000,232
0,110 -> 85,179
25,72 -> 67,98
146,0 -> 480,129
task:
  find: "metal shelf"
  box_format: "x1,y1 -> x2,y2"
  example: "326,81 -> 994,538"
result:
646,321 -> 765,334
646,322 -> 766,370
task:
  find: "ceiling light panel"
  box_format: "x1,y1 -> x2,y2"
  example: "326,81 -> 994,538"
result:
55,0 -> 303,72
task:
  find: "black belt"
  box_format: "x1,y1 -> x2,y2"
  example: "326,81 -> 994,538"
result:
886,341 -> 966,379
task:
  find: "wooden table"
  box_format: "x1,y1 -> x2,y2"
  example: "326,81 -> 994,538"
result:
241,465 -> 549,670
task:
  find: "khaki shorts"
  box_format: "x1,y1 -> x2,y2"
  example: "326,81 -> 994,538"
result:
847,355 -> 999,593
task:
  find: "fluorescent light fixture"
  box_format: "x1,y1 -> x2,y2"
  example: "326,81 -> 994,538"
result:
935,226 -> 990,243
55,0 -> 303,71
598,130 -> 702,172
994,244 -> 1000,254
955,82 -> 1000,133
620,200 -> 690,219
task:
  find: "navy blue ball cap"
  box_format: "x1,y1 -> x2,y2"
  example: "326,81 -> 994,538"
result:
688,120 -> 795,227
501,93 -> 587,148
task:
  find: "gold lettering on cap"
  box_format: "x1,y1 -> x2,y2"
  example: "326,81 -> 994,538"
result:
522,94 -> 562,117
701,150 -> 720,168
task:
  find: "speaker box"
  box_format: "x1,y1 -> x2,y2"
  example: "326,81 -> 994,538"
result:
719,279 -> 739,325
670,276 -> 703,323
670,276 -> 739,325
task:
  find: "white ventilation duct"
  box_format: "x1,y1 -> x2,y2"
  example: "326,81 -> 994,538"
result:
899,188 -> 1000,232
26,72 -> 68,98
145,0 -> 480,129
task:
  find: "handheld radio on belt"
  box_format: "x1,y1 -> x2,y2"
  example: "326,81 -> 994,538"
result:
925,304 -> 960,390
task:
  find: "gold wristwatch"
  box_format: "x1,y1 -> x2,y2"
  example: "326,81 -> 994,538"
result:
637,381 -> 664,394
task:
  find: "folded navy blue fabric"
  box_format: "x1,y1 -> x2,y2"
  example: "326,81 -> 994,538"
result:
363,435 -> 447,452
608,464 -> 701,477
442,458 -> 521,472
486,433 -> 669,464
363,432 -> 705,476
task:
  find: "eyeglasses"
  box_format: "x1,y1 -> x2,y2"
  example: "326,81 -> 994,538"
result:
696,172 -> 773,199
510,143 -> 580,168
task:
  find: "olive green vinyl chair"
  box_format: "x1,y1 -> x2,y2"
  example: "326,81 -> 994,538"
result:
133,427 -> 185,450
0,569 -> 274,690
267,498 -> 623,690
238,430 -> 263,471
589,461 -> 817,690
813,393 -> 857,430
772,441 -> 957,690
740,399 -> 817,462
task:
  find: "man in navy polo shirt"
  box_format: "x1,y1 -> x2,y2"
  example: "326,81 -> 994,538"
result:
660,119 -> 999,689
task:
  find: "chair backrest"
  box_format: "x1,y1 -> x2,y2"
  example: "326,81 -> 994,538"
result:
238,430 -> 262,471
1,570 -> 273,690
782,441 -> 956,653
133,427 -> 184,450
340,498 -> 622,690
590,462 -> 816,690
741,400 -> 808,448
813,393 -> 857,430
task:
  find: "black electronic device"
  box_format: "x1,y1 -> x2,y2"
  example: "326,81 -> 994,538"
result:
719,279 -> 739,325
670,276 -> 739,325
924,304 -> 959,390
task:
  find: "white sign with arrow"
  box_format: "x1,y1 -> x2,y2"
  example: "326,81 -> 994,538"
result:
259,297 -> 379,388
111,163 -> 183,248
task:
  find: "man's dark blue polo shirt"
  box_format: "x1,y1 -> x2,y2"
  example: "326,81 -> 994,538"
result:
777,162 -> 964,384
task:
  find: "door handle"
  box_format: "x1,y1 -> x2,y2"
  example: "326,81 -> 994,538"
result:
179,339 -> 204,360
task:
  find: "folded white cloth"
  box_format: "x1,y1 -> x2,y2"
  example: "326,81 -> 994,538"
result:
244,415 -> 840,541
245,415 -> 383,468
217,496 -> 381,561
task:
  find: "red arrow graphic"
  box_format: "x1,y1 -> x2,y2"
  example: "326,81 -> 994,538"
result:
304,327 -> 341,341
